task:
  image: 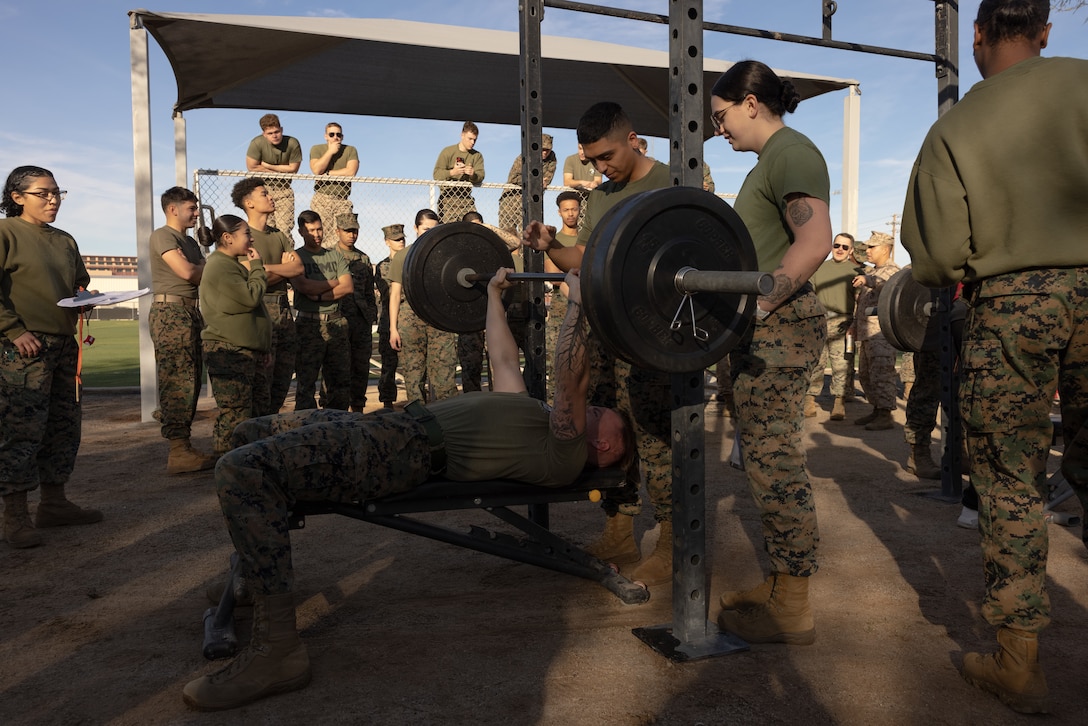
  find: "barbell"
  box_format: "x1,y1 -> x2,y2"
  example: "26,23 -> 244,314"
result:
878,266 -> 966,353
402,187 -> 771,373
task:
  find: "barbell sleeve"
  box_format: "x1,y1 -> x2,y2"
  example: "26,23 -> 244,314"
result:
674,267 -> 774,296
457,268 -> 566,288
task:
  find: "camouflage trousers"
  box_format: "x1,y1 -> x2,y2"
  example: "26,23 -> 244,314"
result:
294,315 -> 350,411
0,334 -> 81,496
807,314 -> 851,397
545,291 -> 568,403
204,340 -> 261,454
437,190 -> 476,224
149,301 -> 204,440
858,334 -> 897,410
377,322 -> 399,404
899,351 -> 915,383
497,190 -> 523,233
267,185 -> 295,236
904,349 -> 942,446
457,331 -> 485,393
589,331 -> 672,521
253,294 -> 297,416
398,303 -> 458,403
218,409 -> 431,594
960,268 -> 1088,631
730,291 -> 825,577
310,190 -> 353,249
343,312 -> 373,410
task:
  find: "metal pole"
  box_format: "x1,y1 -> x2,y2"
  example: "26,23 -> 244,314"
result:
174,111 -> 188,188
841,85 -> 861,237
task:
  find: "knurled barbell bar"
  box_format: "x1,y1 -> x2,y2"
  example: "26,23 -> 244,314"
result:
402,187 -> 770,373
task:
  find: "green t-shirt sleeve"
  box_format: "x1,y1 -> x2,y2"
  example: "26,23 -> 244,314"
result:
245,136 -> 262,160
388,247 -> 407,284
769,142 -> 831,210
287,137 -> 303,164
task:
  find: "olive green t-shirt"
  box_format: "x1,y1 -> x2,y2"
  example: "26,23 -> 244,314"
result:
563,154 -> 600,184
149,225 -> 203,298
0,217 -> 90,341
387,245 -> 409,285
246,135 -> 302,190
309,143 -> 360,194
809,258 -> 856,317
249,226 -> 294,295
577,161 -> 671,247
733,127 -> 830,273
294,246 -> 349,314
433,145 -> 485,185
428,391 -> 587,487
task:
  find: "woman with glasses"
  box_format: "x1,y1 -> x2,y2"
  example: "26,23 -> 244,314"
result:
0,165 -> 103,549
197,215 -> 271,455
708,62 -> 833,645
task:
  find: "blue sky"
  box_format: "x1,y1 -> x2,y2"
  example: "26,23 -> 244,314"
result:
0,0 -> 1084,265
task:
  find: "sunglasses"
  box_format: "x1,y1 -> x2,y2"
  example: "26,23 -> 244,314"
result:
328,132 -> 343,138
832,243 -> 852,250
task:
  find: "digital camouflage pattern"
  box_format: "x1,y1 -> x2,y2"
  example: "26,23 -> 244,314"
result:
904,350 -> 942,446
294,317 -> 350,411
858,335 -> 898,411
254,295 -> 297,416
219,409 -> 432,593
374,257 -> 399,405
266,187 -> 296,236
545,290 -> 568,402
338,246 -> 377,410
457,331 -> 484,393
0,334 -> 81,495
312,191 -> 353,249
397,303 -> 458,403
807,315 -> 850,398
149,302 -> 204,440
730,292 -> 826,576
437,186 -> 477,225
203,339 -> 260,454
960,268 -> 1088,631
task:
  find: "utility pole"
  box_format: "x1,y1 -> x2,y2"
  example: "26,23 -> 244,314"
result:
887,213 -> 899,240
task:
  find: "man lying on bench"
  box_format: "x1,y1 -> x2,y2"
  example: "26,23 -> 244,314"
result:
183,267 -> 635,711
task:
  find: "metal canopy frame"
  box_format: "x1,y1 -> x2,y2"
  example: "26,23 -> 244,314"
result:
518,0 -> 959,658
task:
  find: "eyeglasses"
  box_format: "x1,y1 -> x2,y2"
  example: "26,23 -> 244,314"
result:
21,190 -> 67,202
711,104 -> 737,129
328,132 -> 343,138
832,243 -> 852,250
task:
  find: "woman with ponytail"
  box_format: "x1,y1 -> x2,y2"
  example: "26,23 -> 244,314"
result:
198,215 -> 271,454
709,61 -> 833,645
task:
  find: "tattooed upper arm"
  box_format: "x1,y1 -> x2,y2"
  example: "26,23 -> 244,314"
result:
785,194 -> 814,228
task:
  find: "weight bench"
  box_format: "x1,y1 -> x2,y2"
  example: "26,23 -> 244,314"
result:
202,468 -> 650,659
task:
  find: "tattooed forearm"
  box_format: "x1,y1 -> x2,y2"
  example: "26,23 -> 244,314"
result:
551,299 -> 588,441
787,197 -> 814,228
760,269 -> 804,307
555,300 -> 587,375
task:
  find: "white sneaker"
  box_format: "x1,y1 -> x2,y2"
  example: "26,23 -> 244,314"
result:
957,506 -> 979,530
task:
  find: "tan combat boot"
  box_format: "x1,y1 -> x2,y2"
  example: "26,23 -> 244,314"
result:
717,573 -> 815,645
830,397 -> 846,421
35,484 -> 103,528
630,521 -> 672,586
864,409 -> 895,431
719,573 -> 774,611
962,627 -> 1049,714
168,439 -> 217,475
907,443 -> 941,479
853,407 -> 878,425
3,492 -> 42,549
183,591 -> 311,711
585,513 -> 640,565
803,395 -> 818,418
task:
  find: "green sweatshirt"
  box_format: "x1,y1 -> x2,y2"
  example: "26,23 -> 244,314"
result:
0,217 -> 90,341
902,56 -> 1088,287
199,250 -> 271,351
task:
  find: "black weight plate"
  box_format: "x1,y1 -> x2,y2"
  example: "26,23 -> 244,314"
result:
878,266 -> 935,353
582,187 -> 758,373
401,222 -> 515,333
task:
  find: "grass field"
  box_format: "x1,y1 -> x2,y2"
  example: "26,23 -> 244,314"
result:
80,320 -> 140,388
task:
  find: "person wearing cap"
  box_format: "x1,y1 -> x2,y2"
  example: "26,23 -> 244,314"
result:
851,231 -> 900,431
332,213 -> 377,412
374,223 -> 406,410
497,133 -> 556,233
433,122 -> 485,224
290,211 -> 353,411
309,122 -> 359,246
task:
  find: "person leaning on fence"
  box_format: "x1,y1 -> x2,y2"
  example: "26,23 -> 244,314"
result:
708,60 -> 832,645
308,122 -> 359,245
901,0 -> 1088,713
148,186 -> 217,474
245,114 -> 302,235
374,224 -> 406,410
290,211 -> 353,412
231,177 -> 303,416
331,213 -> 377,412
0,165 -> 103,549
524,102 -> 676,587
387,209 -> 459,403
496,133 -> 557,233
433,121 -> 485,224
181,266 -> 634,711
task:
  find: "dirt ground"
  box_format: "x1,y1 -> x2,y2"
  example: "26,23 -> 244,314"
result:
1,384 -> 1086,726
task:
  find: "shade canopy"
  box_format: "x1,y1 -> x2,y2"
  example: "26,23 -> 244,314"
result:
132,10 -> 858,137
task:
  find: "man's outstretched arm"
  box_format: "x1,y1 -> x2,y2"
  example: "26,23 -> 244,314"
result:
550,269 -> 588,441
486,268 -> 527,394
